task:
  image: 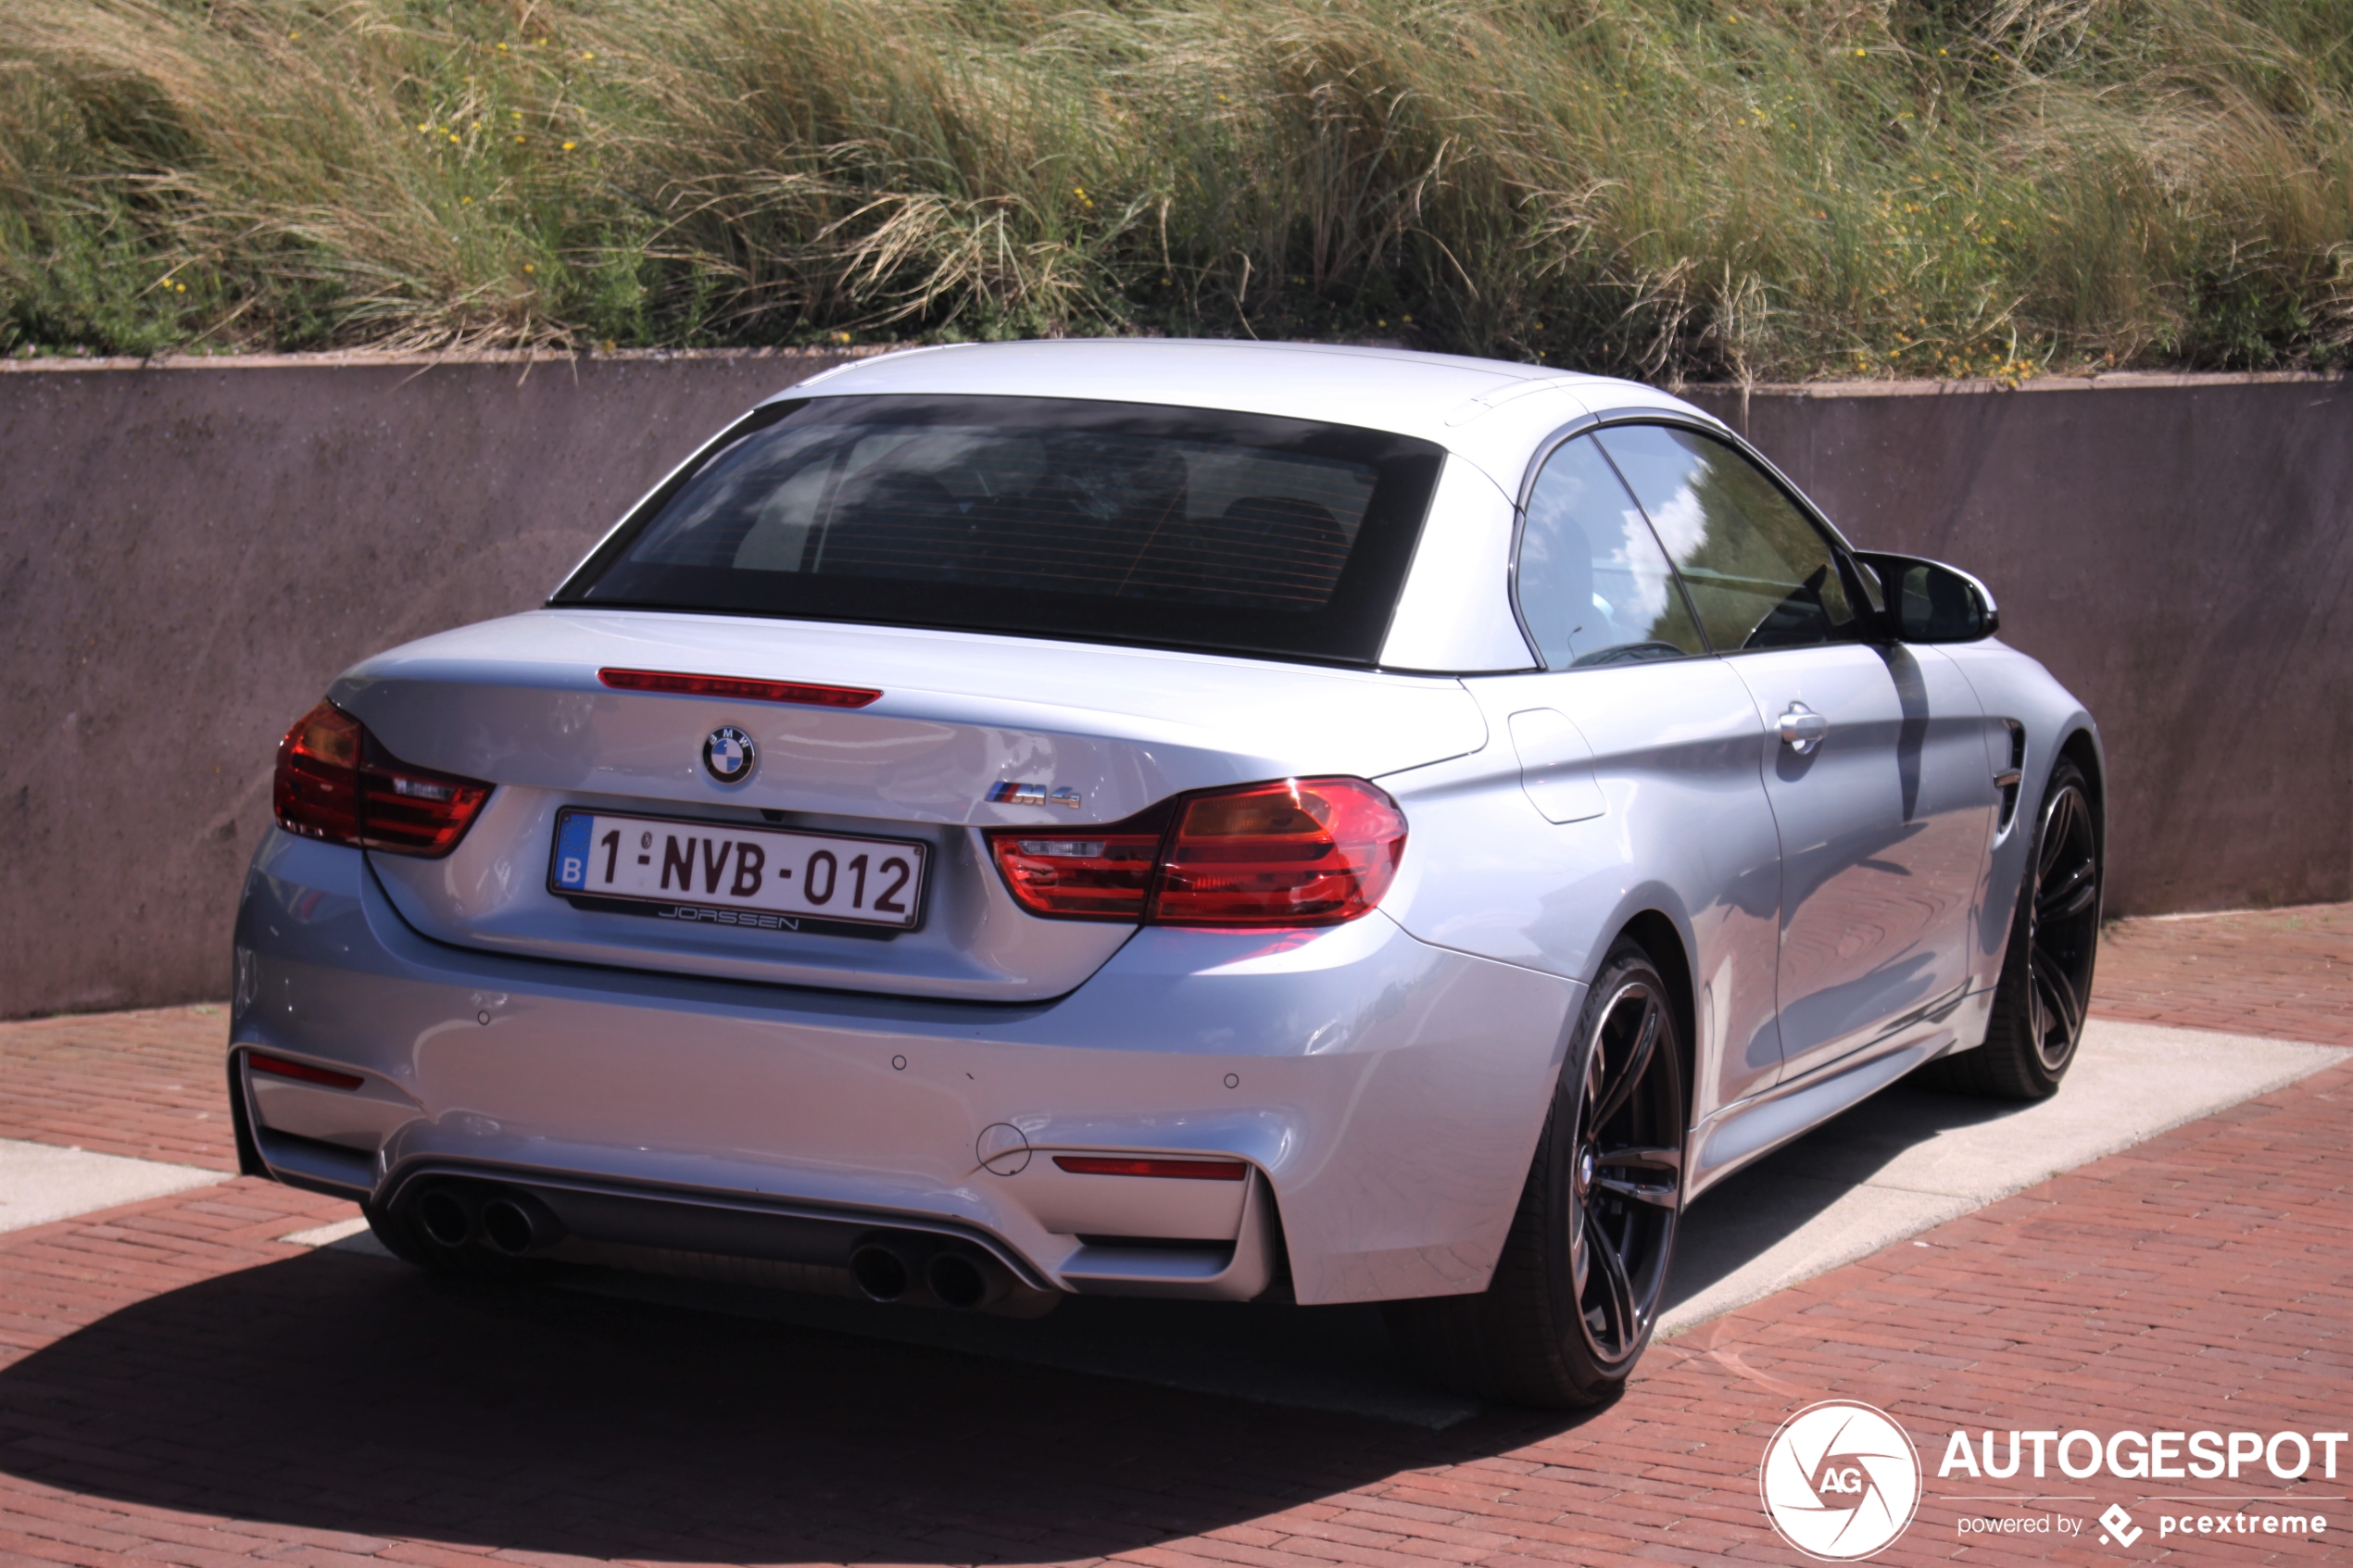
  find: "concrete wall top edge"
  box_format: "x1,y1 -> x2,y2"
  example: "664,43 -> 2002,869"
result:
0,345 -> 892,374
6,351 -> 2340,396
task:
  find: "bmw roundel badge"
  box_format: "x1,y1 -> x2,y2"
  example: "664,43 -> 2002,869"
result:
702,726 -> 757,784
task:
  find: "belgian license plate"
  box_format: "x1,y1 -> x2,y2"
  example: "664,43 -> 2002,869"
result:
548,809 -> 927,932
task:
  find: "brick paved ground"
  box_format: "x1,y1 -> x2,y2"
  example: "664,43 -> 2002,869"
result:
2092,903 -> 2353,1048
0,1007 -> 240,1172
0,906 -> 2347,1568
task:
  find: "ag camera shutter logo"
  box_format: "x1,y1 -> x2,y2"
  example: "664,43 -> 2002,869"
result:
1760,1400 -> 1923,1560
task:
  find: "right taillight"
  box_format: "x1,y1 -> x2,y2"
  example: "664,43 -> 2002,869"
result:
273,699 -> 492,858
986,776 -> 1406,929
1153,777 -> 1406,926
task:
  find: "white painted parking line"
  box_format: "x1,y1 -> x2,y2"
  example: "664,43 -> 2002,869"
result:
278,1215 -> 388,1254
0,1138 -> 228,1234
277,1212 -> 373,1250
1659,1020 -> 2345,1335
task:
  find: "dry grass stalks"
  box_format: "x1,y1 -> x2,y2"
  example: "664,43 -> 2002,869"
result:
3,0 -> 2348,378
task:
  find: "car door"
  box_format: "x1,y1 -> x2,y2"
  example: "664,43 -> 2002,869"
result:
1468,432 -> 1786,1126
1592,423 -> 1997,1085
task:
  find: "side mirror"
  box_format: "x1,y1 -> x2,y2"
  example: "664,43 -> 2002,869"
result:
1852,552 -> 2000,644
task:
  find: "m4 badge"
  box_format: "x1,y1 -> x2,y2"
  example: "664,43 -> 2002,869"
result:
987,782 -> 1082,809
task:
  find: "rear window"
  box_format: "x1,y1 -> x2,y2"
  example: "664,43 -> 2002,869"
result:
554,395 -> 1446,665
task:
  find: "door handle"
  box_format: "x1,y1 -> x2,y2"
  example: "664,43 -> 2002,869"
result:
1778,702 -> 1829,755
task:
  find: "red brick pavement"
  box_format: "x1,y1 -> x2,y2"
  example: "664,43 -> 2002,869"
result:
2091,903 -> 2353,1047
0,1007 -> 240,1172
0,909 -> 2347,1567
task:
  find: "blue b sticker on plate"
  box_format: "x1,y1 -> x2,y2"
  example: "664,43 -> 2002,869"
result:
554,812 -> 594,889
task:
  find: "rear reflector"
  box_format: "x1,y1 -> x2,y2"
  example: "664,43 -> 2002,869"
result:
274,699 -> 492,859
599,668 -> 882,708
1052,1156 -> 1249,1181
245,1051 -> 365,1091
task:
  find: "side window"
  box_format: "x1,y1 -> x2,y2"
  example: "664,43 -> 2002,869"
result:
1517,435 -> 1706,668
1593,425 -> 1858,653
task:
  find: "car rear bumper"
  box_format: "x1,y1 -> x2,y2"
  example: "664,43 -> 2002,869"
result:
231,829 -> 1580,1305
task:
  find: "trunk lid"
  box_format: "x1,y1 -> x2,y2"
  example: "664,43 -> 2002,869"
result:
336,609 -> 1488,1001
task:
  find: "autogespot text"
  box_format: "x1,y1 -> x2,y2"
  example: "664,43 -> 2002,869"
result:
1939,1427 -> 2349,1481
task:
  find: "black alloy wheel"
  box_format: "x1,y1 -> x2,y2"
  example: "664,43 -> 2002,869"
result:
1567,973 -> 1683,1366
1385,939 -> 1686,1408
1923,756 -> 2101,1100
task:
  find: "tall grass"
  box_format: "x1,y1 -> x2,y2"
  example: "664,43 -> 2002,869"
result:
3,0 -> 2349,379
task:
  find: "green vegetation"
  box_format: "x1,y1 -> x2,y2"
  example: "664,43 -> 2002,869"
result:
3,0 -> 2349,380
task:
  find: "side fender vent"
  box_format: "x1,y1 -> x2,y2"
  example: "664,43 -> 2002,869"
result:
1994,720 -> 2027,837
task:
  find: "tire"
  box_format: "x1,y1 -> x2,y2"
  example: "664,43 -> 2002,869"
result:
1385,939 -> 1686,1408
1920,757 -> 2101,1100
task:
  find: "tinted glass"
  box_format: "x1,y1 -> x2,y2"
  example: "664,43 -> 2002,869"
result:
559,395 -> 1445,666
1594,425 -> 1857,652
1517,435 -> 1705,667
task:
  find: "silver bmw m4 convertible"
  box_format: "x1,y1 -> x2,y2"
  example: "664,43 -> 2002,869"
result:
231,339 -> 2102,1405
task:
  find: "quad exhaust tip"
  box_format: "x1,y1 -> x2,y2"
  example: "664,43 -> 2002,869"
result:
925,1251 -> 989,1311
411,1183 -> 564,1257
482,1196 -> 547,1256
849,1242 -> 912,1302
849,1236 -> 1014,1312
399,1180 -> 1054,1317
418,1188 -> 472,1248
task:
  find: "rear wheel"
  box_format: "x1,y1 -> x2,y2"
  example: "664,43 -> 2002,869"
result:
1385,939 -> 1685,1408
1923,757 -> 2100,1099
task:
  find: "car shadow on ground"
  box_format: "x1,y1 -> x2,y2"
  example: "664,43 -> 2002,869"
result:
1662,1076 -> 2031,1319
0,1078 -> 2040,1559
0,1251 -> 1598,1563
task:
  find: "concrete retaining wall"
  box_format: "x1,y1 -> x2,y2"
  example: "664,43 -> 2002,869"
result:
1683,375 -> 2351,923
3,355 -> 2344,1017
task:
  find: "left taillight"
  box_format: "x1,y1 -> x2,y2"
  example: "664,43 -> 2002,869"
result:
273,699 -> 491,858
986,776 -> 1407,929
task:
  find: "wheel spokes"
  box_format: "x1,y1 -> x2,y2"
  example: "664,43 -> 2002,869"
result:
2032,948 -> 2085,1042
1592,1146 -> 1681,1209
1590,1222 -> 1644,1353
1588,988 -> 1662,1131
2038,789 -> 2080,881
1567,970 -> 1681,1368
2036,856 -> 2096,922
